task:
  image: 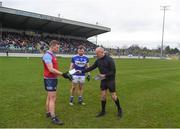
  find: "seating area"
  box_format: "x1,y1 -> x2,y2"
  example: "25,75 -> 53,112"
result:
0,31 -> 97,54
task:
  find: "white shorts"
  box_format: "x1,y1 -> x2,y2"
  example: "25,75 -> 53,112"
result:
72,75 -> 85,84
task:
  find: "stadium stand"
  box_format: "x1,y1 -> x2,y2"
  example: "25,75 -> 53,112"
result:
0,6 -> 110,54
0,31 -> 97,54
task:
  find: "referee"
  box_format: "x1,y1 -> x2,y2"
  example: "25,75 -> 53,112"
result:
80,47 -> 122,117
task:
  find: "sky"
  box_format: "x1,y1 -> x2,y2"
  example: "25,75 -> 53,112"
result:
1,0 -> 180,48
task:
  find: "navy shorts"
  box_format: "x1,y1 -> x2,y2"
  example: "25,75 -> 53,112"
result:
100,80 -> 116,92
44,78 -> 58,91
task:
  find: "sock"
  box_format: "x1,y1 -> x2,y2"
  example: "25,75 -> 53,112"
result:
114,98 -> 121,111
101,100 -> 106,112
70,96 -> 74,103
78,96 -> 83,102
51,113 -> 55,118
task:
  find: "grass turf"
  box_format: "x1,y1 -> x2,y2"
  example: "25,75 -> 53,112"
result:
0,57 -> 180,128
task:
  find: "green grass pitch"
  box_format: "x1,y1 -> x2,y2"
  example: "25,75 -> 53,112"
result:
0,57 -> 180,128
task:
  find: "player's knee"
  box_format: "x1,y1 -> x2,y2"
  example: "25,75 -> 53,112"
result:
111,93 -> 117,100
79,86 -> 83,91
101,94 -> 106,101
101,97 -> 106,101
72,86 -> 76,91
49,94 -> 56,101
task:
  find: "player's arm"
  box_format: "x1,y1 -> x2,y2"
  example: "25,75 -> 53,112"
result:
46,63 -> 63,76
69,62 -> 74,70
86,63 -> 90,75
43,54 -> 72,80
47,63 -> 72,80
86,63 -> 91,81
82,60 -> 98,73
43,54 -> 63,76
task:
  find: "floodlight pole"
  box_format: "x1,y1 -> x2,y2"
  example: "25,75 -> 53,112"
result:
95,22 -> 98,45
160,6 -> 170,59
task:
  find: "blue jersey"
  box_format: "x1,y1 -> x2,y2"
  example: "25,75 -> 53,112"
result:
71,55 -> 89,76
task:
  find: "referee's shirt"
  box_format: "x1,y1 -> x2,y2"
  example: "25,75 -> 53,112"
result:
83,54 -> 116,81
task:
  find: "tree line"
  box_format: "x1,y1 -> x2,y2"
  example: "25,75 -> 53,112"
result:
106,45 -> 180,57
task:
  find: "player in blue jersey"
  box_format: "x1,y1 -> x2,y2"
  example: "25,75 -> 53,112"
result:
69,45 -> 90,106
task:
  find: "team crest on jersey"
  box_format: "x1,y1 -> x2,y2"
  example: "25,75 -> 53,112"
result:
75,60 -> 87,67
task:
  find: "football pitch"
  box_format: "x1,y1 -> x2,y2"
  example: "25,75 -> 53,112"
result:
0,57 -> 180,128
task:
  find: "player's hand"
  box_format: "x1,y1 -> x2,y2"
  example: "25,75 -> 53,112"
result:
62,72 -> 73,81
86,75 -> 90,81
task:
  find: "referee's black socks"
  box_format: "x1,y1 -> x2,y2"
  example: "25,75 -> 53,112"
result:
101,100 -> 106,112
114,98 -> 122,111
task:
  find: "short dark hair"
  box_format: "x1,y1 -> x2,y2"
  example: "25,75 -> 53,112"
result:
49,40 -> 60,46
78,45 -> 85,50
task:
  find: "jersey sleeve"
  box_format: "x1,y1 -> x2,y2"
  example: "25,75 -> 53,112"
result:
43,53 -> 52,64
82,59 -> 97,73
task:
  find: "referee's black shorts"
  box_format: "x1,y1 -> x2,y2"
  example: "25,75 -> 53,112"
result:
100,79 -> 116,92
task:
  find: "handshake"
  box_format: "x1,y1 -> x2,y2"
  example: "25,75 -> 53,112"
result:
62,72 -> 73,81
62,69 -> 90,81
62,69 -> 80,81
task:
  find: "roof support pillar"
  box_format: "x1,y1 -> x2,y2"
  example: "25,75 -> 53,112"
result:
0,21 -> 2,40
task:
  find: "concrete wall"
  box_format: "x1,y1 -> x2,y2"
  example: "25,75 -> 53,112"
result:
0,53 -> 95,58
0,53 -> 164,59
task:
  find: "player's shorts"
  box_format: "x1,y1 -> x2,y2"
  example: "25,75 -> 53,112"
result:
72,75 -> 85,84
100,79 -> 116,92
44,78 -> 58,91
